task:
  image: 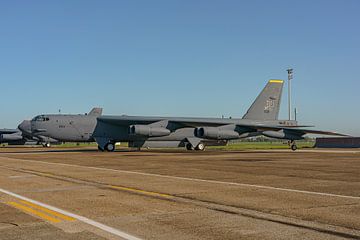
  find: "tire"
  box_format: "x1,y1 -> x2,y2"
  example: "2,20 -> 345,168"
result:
42,143 -> 51,148
186,143 -> 194,151
195,143 -> 205,151
105,142 -> 115,152
291,144 -> 297,151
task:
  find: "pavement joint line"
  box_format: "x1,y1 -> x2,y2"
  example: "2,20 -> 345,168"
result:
6,201 -> 61,223
0,188 -> 142,240
108,185 -> 173,199
3,165 -> 174,201
0,156 -> 359,201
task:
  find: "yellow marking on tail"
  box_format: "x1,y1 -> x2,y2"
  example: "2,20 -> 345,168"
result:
7,201 -> 61,223
20,200 -> 75,221
269,80 -> 284,83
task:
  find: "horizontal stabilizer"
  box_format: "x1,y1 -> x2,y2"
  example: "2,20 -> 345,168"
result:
88,107 -> 103,117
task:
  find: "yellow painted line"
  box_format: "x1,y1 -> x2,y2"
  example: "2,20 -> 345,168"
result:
109,185 -> 173,198
20,200 -> 75,221
269,79 -> 284,83
7,201 -> 61,223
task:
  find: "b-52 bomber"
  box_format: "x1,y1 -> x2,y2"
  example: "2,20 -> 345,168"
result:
31,80 -> 347,152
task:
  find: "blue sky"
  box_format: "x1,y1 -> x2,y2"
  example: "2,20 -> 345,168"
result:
0,0 -> 359,135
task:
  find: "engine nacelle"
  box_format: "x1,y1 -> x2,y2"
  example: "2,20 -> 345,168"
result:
129,125 -> 171,137
262,130 -> 304,140
196,127 -> 239,140
0,133 -> 23,143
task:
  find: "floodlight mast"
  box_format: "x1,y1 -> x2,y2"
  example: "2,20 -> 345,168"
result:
287,68 -> 293,121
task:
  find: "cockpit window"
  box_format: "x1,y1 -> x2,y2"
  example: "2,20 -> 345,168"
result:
32,115 -> 50,121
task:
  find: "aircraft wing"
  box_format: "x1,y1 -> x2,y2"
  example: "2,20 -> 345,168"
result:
279,128 -> 348,136
0,129 -> 19,134
97,116 -> 226,127
97,116 -> 348,137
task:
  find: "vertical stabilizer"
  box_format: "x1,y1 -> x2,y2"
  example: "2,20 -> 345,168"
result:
88,107 -> 103,117
243,80 -> 284,120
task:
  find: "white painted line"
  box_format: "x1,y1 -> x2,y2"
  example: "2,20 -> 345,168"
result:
1,156 -> 359,200
0,187 -> 142,240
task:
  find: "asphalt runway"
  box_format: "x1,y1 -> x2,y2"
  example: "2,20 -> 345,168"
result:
0,147 -> 359,240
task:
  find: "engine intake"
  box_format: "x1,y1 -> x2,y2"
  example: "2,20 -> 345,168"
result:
129,125 -> 171,137
196,127 -> 239,140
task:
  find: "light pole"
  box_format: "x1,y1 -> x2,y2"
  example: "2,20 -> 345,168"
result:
287,68 -> 293,121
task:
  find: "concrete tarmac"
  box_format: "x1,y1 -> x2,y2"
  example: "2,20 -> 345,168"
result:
0,147 -> 359,240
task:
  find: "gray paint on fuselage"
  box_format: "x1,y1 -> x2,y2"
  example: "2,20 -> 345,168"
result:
32,114 -> 98,142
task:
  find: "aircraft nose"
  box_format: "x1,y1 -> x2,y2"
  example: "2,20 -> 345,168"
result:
30,121 -> 47,134
18,123 -> 25,132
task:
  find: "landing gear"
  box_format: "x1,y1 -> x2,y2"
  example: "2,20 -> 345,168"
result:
97,145 -> 104,152
105,142 -> 115,152
195,142 -> 205,151
186,142 -> 206,151
186,143 -> 194,151
42,142 -> 51,148
289,140 -> 297,151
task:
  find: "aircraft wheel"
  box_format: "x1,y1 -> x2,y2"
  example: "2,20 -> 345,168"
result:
42,143 -> 51,148
105,142 -> 115,152
186,143 -> 194,151
291,144 -> 297,151
195,143 -> 205,151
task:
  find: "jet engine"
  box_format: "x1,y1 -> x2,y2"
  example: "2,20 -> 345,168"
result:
0,132 -> 23,143
196,127 -> 239,140
129,125 -> 171,137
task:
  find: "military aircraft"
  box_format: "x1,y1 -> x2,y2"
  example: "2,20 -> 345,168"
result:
0,120 -> 57,147
31,80 -> 346,152
31,107 -> 103,144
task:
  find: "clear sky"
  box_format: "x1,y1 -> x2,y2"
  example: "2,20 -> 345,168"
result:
0,0 -> 359,135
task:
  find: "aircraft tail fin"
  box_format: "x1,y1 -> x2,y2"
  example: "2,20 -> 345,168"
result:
243,80 -> 284,120
88,107 -> 103,117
